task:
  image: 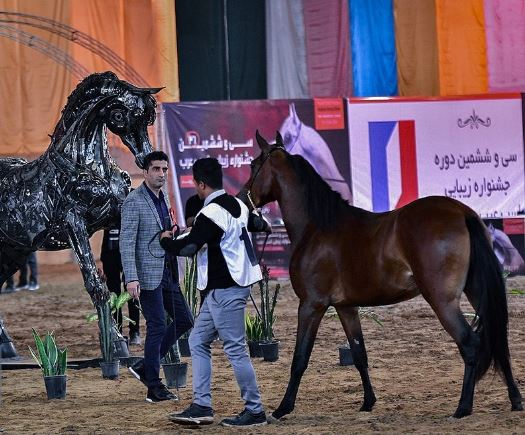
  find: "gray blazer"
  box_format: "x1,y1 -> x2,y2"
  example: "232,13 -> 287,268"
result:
120,182 -> 172,290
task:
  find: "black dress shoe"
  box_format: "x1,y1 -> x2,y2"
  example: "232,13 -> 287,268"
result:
146,384 -> 178,403
129,332 -> 141,346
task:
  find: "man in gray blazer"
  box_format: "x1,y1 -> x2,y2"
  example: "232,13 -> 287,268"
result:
120,150 -> 193,403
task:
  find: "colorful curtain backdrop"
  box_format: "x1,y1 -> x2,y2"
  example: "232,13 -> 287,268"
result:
350,0 -> 398,97
0,0 -> 178,156
394,0 -> 439,96
264,0 -> 525,99
484,0 -> 525,92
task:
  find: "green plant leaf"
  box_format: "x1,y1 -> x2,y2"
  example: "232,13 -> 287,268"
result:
114,292 -> 132,310
31,328 -> 51,376
45,332 -> 58,372
86,313 -> 99,322
57,348 -> 68,375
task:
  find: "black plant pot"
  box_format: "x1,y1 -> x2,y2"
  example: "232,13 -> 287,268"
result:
44,375 -> 67,399
247,341 -> 263,358
178,337 -> 191,357
100,360 -> 120,380
114,338 -> 129,358
260,341 -> 279,362
338,346 -> 354,366
163,362 -> 188,389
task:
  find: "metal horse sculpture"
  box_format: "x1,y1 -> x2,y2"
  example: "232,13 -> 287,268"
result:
240,131 -> 522,420
0,71 -> 160,356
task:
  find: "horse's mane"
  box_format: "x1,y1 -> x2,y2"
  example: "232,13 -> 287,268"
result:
52,71 -> 156,140
286,153 -> 350,231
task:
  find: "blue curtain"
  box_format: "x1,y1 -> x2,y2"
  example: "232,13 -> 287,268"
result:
349,0 -> 398,97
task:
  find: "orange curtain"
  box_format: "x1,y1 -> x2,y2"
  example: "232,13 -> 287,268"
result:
394,0 -> 439,96
0,0 -> 178,157
0,0 -> 72,155
435,0 -> 488,96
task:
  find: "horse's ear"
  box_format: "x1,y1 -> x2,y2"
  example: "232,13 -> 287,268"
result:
290,103 -> 298,120
255,130 -> 270,152
142,87 -> 164,95
275,131 -> 284,147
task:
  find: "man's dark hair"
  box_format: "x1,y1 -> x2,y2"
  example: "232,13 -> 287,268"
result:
143,151 -> 169,170
192,158 -> 223,189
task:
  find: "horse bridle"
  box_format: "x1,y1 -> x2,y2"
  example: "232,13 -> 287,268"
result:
246,145 -> 285,215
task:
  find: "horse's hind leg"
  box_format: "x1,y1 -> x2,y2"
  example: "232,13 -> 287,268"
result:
425,296 -> 480,418
271,300 -> 327,420
335,305 -> 376,411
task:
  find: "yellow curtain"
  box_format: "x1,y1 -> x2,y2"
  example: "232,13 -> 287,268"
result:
435,0 -> 488,95
394,0 -> 439,96
0,0 -> 179,157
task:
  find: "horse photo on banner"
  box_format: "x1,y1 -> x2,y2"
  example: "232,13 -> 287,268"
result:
161,99 -> 352,278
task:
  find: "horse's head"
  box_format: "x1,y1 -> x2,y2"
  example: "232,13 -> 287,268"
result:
56,71 -> 161,169
279,103 -> 301,152
238,130 -> 286,209
100,81 -> 161,169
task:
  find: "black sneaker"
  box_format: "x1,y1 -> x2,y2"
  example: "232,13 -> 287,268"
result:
128,360 -> 147,386
146,384 -> 178,403
168,403 -> 214,426
220,409 -> 267,427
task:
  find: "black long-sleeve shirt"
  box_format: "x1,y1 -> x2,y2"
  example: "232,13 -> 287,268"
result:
160,192 -> 269,291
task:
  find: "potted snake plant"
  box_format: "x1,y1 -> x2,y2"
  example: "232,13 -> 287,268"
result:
162,334 -> 188,389
258,265 -> 280,362
179,257 -> 198,357
29,328 -> 68,399
245,312 -> 264,358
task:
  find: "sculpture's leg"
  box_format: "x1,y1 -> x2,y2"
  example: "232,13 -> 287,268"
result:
0,317 -> 18,358
0,252 -> 29,358
65,210 -> 113,360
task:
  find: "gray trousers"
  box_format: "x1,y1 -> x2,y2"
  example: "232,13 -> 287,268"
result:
189,285 -> 264,413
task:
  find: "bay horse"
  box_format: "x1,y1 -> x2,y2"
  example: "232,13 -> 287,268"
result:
0,71 -> 159,356
239,131 -> 523,420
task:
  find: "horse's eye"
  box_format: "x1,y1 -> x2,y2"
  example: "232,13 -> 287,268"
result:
110,109 -> 125,123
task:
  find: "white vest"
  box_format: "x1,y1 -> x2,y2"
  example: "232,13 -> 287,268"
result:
195,198 -> 262,290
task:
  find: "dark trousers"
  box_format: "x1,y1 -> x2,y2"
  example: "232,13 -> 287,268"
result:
6,252 -> 38,287
140,266 -> 194,388
104,259 -> 140,335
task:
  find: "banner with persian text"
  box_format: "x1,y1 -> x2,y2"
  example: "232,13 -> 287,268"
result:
161,99 -> 351,278
348,95 -> 525,218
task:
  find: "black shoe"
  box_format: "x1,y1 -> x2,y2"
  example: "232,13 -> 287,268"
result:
129,332 -> 141,346
146,384 -> 178,403
220,409 -> 267,427
168,403 -> 214,426
128,360 -> 147,387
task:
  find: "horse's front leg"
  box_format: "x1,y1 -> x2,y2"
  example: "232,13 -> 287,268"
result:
271,300 -> 327,421
335,305 -> 376,411
65,210 -> 109,303
65,210 -> 113,357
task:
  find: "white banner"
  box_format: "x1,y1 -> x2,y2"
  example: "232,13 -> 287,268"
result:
348,96 -> 525,218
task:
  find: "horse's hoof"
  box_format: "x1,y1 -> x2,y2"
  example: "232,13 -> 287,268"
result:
511,403 -> 523,411
452,407 -> 472,419
267,414 -> 280,424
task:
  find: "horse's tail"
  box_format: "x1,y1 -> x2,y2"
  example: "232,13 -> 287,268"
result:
464,215 -> 510,381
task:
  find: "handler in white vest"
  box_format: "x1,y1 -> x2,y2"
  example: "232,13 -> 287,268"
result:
160,157 -> 270,428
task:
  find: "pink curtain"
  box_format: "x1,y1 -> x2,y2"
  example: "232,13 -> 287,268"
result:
484,0 -> 525,92
303,0 -> 352,97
